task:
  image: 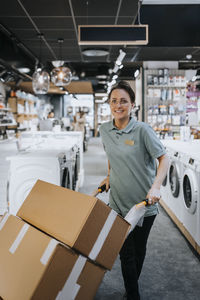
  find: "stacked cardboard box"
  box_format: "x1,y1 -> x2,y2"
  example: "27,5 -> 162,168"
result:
0,180 -> 130,300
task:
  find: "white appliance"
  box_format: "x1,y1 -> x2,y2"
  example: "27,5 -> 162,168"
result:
161,145 -> 184,223
7,150 -> 66,215
181,151 -> 200,246
0,140 -> 18,214
21,131 -> 84,188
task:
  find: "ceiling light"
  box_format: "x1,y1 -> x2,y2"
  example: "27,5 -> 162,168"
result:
98,81 -> 107,84
186,54 -> 192,60
96,75 -> 107,79
134,69 -> 140,78
82,48 -> 109,57
112,75 -> 118,80
51,38 -> 72,86
32,68 -> 50,94
112,65 -> 119,73
116,49 -> 126,64
51,67 -> 72,86
52,60 -> 65,68
17,67 -> 30,73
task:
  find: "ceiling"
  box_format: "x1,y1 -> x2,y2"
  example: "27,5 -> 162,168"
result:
0,0 -> 200,93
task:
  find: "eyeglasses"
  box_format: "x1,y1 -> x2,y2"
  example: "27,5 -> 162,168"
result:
109,99 -> 130,106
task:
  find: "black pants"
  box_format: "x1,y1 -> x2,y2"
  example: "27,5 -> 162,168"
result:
119,215 -> 156,300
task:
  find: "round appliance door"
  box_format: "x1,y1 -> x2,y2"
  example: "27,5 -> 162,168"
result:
169,161 -> 180,198
183,169 -> 198,214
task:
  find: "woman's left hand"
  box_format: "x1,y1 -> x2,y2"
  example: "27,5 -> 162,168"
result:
146,188 -> 161,205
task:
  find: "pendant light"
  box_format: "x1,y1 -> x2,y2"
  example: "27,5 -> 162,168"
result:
32,67 -> 50,94
51,38 -> 72,86
32,34 -> 50,94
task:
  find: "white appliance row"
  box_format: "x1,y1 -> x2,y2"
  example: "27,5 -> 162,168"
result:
161,140 -> 200,249
0,131 -> 84,216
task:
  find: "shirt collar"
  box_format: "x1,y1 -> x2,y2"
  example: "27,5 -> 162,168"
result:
109,117 -> 136,133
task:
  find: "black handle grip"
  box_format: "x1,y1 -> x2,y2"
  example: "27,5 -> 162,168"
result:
98,183 -> 107,193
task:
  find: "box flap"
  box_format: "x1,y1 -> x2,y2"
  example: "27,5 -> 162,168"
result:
17,180 -> 97,246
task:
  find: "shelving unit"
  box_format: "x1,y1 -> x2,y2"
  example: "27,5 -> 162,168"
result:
7,97 -> 38,130
186,81 -> 200,128
144,69 -> 187,139
0,107 -> 17,128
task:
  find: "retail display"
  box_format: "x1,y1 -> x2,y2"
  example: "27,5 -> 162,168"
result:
145,69 -> 187,139
160,140 -> 200,253
7,92 -> 38,130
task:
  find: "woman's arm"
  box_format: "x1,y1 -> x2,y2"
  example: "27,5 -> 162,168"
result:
146,153 -> 170,204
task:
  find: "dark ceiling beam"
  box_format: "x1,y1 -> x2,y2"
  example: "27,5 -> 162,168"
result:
0,58 -> 32,81
106,0 -> 123,63
0,23 -> 37,63
68,0 -> 84,62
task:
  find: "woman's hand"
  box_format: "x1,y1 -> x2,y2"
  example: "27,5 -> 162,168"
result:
146,187 -> 161,205
99,176 -> 110,192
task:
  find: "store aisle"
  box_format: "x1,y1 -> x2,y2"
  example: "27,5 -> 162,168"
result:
79,138 -> 200,300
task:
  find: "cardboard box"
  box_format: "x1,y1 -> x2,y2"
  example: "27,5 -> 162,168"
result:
17,180 -> 130,270
0,214 -> 105,300
8,98 -> 17,113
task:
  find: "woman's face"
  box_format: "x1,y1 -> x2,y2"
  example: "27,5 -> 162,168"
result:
109,88 -> 134,121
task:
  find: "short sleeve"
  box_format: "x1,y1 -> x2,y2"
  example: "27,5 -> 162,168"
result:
143,125 -> 166,158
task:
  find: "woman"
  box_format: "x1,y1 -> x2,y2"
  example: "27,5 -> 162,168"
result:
99,81 -> 169,300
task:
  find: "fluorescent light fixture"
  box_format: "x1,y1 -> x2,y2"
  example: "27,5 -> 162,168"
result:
112,65 -> 119,73
134,69 -> 140,78
96,75 -> 107,79
112,75 -> 118,80
17,67 -> 30,73
116,49 -> 126,64
82,49 -> 109,56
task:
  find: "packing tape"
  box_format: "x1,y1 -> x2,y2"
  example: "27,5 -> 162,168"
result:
89,209 -> 117,260
55,255 -> 87,300
40,239 -> 59,265
0,213 -> 9,231
9,223 -> 29,254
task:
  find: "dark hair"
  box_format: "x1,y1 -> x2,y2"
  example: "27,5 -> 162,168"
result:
108,80 -> 135,103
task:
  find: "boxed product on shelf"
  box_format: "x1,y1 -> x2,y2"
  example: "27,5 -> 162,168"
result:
17,180 -> 130,270
7,98 -> 17,113
0,214 -> 105,300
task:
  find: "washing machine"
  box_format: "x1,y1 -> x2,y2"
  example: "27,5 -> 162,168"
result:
181,151 -> 200,246
160,146 -> 174,206
164,147 -> 184,223
7,149 -> 71,215
0,140 -> 18,214
21,131 -> 84,188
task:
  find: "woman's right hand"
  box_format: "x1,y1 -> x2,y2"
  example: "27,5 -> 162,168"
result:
99,176 -> 110,192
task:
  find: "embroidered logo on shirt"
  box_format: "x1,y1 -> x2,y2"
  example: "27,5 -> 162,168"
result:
125,140 -> 134,146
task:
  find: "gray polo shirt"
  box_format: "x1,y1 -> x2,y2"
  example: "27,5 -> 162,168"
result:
99,117 -> 166,217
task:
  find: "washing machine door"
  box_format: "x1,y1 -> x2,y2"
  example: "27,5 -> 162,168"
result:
183,169 -> 198,214
169,161 -> 180,197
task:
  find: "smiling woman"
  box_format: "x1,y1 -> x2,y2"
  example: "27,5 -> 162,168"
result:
108,81 -> 135,129
98,80 -> 169,300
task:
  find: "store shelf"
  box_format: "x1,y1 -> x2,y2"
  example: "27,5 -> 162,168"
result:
147,85 -> 186,88
144,69 -> 187,138
0,122 -> 17,127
